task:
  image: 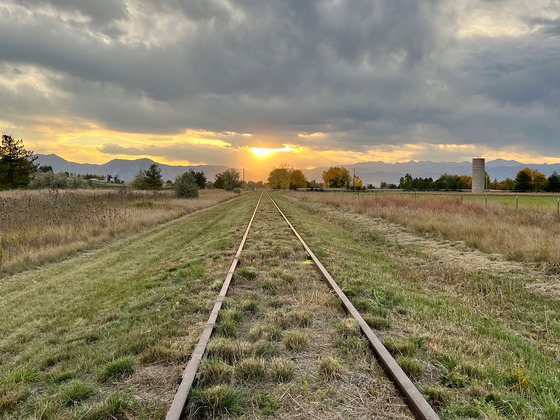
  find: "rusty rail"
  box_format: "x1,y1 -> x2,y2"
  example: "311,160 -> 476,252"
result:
267,192 -> 439,420
166,193 -> 263,420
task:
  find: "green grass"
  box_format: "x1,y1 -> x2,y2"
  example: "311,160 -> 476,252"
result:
272,191 -> 560,419
188,385 -> 243,417
0,193 -> 261,418
99,356 -> 136,381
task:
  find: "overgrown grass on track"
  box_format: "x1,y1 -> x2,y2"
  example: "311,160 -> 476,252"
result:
0,193 -> 260,419
273,192 -> 560,419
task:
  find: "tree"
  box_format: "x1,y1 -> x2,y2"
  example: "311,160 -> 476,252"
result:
0,135 -> 37,189
399,173 -> 414,190
215,169 -> 241,191
189,169 -> 207,189
545,171 -> 560,192
107,174 -> 113,183
38,165 -> 53,173
322,167 -> 351,188
268,166 -> 291,189
213,173 -> 224,189
514,167 -> 533,191
351,175 -> 364,190
532,170 -> 547,192
144,164 -> 163,190
287,169 -> 307,190
131,171 -> 147,189
174,171 -> 199,198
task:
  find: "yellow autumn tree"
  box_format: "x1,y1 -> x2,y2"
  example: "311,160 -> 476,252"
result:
532,170 -> 547,192
268,165 -> 292,189
352,175 -> 363,189
288,169 -> 307,189
322,167 -> 351,188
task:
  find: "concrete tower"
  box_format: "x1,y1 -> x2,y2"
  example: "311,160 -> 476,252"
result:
472,158 -> 485,194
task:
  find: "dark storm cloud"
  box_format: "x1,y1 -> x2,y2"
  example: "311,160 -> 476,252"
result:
1,0 -> 560,159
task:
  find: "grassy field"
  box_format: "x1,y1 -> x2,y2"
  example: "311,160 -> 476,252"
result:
370,191 -> 560,210
291,191 -> 560,266
3,189 -> 560,419
0,193 -> 260,419
0,188 -> 236,276
274,191 -> 560,419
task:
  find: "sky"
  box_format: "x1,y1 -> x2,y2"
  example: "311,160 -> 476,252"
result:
1,0 -> 560,178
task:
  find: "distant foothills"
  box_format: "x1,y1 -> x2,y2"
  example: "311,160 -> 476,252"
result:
34,153 -> 560,187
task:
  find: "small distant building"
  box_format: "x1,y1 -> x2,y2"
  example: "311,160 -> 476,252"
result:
472,158 -> 485,194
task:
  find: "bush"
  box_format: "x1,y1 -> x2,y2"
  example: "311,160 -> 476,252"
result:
174,172 -> 199,198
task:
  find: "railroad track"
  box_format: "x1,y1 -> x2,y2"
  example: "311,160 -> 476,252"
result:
167,192 -> 439,420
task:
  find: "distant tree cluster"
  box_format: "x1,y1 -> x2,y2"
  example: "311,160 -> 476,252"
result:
268,165 -> 308,189
29,171 -> 87,189
214,168 -> 242,191
399,173 -> 472,191
399,168 -> 560,192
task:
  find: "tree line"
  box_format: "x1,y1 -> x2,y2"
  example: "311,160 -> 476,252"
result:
399,168 -> 560,192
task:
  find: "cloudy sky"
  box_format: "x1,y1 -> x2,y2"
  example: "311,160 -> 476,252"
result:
1,0 -> 559,176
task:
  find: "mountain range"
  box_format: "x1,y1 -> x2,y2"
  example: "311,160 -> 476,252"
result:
34,154 -> 560,186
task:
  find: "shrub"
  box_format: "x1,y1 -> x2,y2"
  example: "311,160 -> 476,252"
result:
174,172 -> 199,198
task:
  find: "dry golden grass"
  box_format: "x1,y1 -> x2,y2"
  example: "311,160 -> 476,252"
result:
0,188 -> 235,275
292,192 -> 560,265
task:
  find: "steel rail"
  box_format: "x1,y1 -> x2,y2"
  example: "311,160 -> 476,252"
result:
267,192 -> 440,420
166,193 -> 263,420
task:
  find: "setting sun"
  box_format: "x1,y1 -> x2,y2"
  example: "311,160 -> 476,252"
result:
250,145 -> 296,157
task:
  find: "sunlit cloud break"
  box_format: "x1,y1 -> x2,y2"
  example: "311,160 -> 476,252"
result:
251,145 -> 297,157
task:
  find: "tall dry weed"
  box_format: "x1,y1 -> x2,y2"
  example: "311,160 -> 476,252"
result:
0,188 -> 234,275
292,192 -> 560,265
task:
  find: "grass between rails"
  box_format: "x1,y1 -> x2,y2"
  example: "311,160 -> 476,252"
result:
289,191 -> 560,266
273,192 -> 560,419
188,196 -> 413,419
0,188 -> 237,276
0,192 -> 261,419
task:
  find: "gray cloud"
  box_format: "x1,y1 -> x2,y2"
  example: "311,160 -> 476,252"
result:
1,0 -> 559,162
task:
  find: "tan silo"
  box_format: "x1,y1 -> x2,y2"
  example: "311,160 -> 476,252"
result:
472,158 -> 485,194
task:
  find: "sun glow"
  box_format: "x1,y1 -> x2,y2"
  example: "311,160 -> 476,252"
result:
250,145 -> 296,157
